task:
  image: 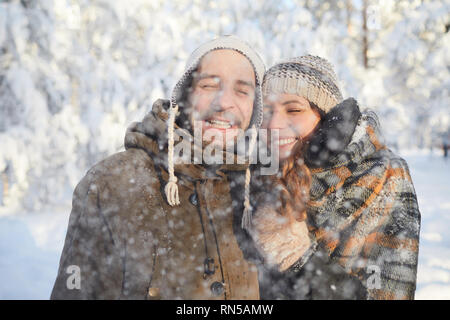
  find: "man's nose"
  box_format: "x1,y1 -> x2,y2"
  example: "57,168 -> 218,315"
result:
213,86 -> 236,112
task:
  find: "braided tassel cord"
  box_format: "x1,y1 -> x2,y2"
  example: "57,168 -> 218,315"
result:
241,126 -> 257,230
164,103 -> 180,206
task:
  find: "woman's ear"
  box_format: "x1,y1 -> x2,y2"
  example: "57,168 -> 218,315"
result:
310,102 -> 326,120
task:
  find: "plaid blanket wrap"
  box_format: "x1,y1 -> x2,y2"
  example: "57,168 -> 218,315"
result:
303,101 -> 421,300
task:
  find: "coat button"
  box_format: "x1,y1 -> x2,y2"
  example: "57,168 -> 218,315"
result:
210,281 -> 225,296
189,193 -> 198,206
203,257 -> 215,278
147,287 -> 160,299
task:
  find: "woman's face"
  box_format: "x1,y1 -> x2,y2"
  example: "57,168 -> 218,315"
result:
262,93 -> 321,161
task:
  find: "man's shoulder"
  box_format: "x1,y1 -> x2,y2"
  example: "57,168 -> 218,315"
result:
70,149 -> 167,233
75,148 -> 164,209
86,148 -> 157,182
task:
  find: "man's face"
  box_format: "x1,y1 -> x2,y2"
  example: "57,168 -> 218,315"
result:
262,93 -> 321,161
188,49 -> 256,145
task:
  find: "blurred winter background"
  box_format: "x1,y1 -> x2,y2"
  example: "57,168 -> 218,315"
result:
0,0 -> 449,299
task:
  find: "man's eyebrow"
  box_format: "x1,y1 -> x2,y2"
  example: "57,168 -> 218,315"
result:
195,73 -> 220,81
236,79 -> 255,89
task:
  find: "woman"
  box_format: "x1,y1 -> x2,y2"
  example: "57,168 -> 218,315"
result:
248,55 -> 367,299
251,53 -> 421,300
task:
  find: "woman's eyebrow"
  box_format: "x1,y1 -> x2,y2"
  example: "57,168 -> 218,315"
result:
282,100 -> 303,105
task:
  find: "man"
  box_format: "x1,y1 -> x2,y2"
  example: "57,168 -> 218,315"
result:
51,35 -> 265,299
250,55 -> 421,300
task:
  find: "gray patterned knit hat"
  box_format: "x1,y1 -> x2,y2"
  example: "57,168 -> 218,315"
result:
262,55 -> 343,113
164,36 -> 265,230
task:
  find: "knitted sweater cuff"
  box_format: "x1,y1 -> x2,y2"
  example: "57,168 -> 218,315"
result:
285,234 -> 318,274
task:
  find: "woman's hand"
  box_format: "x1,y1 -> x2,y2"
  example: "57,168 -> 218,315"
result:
250,205 -> 312,272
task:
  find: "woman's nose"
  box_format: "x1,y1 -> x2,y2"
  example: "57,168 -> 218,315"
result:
266,109 -> 286,130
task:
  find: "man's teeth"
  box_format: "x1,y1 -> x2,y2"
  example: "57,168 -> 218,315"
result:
207,120 -> 231,129
279,137 -> 297,146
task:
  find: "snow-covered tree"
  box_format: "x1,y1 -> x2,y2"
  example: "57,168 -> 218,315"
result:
0,0 -> 448,212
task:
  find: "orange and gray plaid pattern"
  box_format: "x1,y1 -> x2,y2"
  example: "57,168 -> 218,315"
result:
307,111 -> 421,300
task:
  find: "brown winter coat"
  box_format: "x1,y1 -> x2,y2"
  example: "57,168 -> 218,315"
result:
50,99 -> 259,300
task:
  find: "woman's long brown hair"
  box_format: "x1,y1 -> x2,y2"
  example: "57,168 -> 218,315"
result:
272,102 -> 323,224
254,102 -> 320,226
271,139 -> 311,224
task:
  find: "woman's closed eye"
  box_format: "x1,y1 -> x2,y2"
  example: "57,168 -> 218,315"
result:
284,101 -> 308,113
287,108 -> 304,113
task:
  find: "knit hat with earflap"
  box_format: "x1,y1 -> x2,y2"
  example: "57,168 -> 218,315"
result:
262,55 -> 343,113
165,35 -> 266,230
